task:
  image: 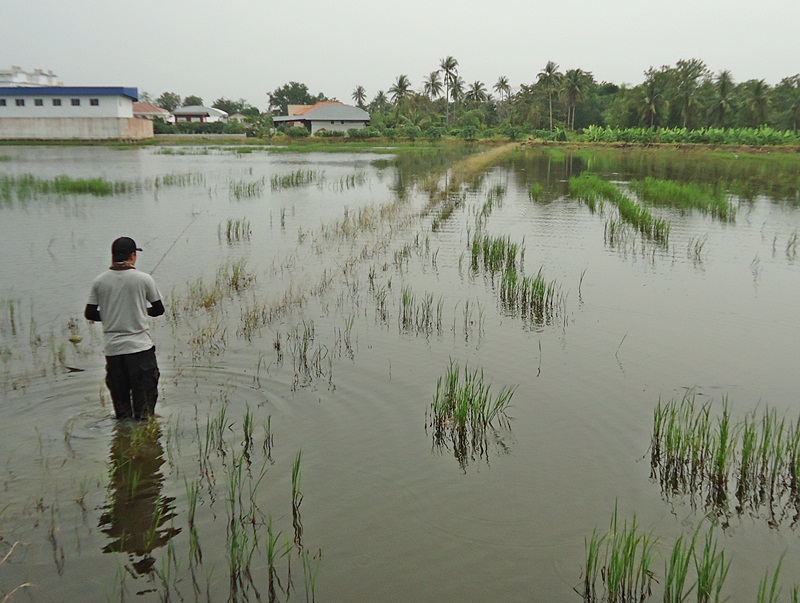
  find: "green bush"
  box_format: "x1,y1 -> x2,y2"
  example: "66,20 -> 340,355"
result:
153,120 -> 178,134
286,126 -> 310,138
425,125 -> 445,140
347,126 -> 379,139
314,129 -> 345,137
398,125 -> 423,140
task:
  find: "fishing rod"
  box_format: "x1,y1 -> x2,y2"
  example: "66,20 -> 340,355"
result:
149,210 -> 200,275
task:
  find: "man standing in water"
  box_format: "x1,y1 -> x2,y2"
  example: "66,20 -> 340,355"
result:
85,237 -> 164,420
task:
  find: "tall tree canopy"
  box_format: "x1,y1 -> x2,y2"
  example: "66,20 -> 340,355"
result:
183,95 -> 204,107
156,92 -> 181,112
268,82 -> 328,115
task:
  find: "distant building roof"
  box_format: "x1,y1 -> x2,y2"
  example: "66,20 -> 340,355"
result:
0,86 -> 138,100
172,105 -> 228,118
273,102 -> 369,123
133,102 -> 171,116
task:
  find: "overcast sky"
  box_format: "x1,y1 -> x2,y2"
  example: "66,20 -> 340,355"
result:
4,0 -> 799,110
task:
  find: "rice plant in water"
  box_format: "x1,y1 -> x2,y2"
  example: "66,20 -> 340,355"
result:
595,505 -> 656,603
271,169 -> 322,191
528,182 -> 543,201
570,173 -> 670,244
427,360 -> 515,469
218,218 -> 252,243
663,531 -> 696,603
652,394 -> 800,523
0,174 -> 136,200
694,527 -> 729,603
628,177 -> 736,222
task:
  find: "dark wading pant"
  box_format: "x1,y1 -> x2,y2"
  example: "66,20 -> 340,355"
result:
105,347 -> 160,420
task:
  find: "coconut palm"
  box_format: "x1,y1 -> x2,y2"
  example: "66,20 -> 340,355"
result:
439,56 -> 459,101
439,55 -> 459,122
673,59 -> 709,128
561,68 -> 593,129
465,81 -> 488,105
774,75 -> 800,133
449,76 -> 466,106
370,90 -> 389,113
494,76 -> 511,102
636,68 -> 666,128
352,85 -> 367,109
423,71 -> 443,100
389,74 -> 412,105
537,60 -> 563,130
742,78 -> 770,127
709,70 -> 735,127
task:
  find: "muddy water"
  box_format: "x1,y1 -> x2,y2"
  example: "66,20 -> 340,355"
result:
1,145 -> 799,601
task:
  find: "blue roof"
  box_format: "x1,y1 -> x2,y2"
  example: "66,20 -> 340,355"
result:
0,87 -> 138,100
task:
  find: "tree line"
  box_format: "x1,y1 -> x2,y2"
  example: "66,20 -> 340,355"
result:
141,56 -> 800,141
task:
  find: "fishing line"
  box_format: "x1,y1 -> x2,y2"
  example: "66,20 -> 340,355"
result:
149,210 -> 200,275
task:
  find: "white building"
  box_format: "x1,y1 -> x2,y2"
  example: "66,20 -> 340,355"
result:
172,105 -> 228,123
0,86 -> 152,140
0,66 -> 62,87
273,102 -> 370,134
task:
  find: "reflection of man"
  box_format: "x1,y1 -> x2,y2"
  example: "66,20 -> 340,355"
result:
99,421 -> 179,575
85,237 -> 164,420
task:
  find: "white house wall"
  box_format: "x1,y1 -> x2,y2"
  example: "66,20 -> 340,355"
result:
310,120 -> 364,134
0,93 -> 133,118
0,118 -> 153,140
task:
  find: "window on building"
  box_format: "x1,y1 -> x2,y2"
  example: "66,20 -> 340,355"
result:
90,98 -> 99,106
15,99 -> 25,107
35,99 -> 44,106
52,99 -> 62,106
0,99 -> 6,107
71,98 -> 80,106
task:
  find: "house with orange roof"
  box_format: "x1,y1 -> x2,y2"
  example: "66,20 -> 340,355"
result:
133,102 -> 173,123
273,101 -> 369,134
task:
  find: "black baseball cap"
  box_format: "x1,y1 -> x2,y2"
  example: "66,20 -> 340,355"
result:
111,237 -> 142,261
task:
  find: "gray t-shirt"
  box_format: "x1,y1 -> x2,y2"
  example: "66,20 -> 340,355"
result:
87,269 -> 162,356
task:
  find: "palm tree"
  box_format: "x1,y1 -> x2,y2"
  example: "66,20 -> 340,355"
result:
742,79 -> 770,127
774,75 -> 800,133
389,74 -> 412,105
423,71 -> 443,100
537,60 -> 563,130
449,76 -> 465,107
637,68 -> 665,128
709,70 -> 735,127
465,81 -> 488,105
351,85 -> 367,109
674,59 -> 709,128
494,76 -> 511,102
439,55 -> 459,122
370,90 -> 388,113
561,68 -> 593,129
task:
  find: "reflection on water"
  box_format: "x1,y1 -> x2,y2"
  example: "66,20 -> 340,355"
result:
98,420 -> 180,575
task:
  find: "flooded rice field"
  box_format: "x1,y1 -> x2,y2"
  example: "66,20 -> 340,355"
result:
1,143 -> 799,601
